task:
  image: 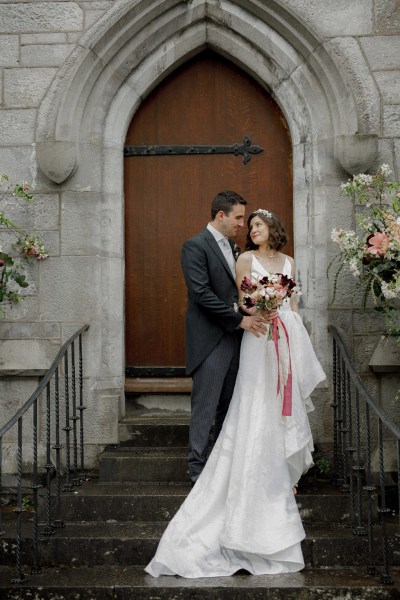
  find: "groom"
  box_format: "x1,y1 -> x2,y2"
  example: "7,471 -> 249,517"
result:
181,190 -> 268,483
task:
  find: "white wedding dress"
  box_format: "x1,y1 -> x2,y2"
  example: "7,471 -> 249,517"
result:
145,255 -> 326,578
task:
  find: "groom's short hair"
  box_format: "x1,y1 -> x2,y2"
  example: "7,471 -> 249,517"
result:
211,190 -> 247,220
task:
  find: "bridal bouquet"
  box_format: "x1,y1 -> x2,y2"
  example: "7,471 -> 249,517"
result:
240,273 -> 299,417
240,273 -> 300,312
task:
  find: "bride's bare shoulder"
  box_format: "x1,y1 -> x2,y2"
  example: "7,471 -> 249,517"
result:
236,251 -> 252,265
285,255 -> 295,267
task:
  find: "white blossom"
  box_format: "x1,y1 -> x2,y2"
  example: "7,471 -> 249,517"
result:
381,281 -> 397,300
349,259 -> 360,277
334,229 -> 358,252
353,173 -> 374,187
379,163 -> 392,177
331,228 -> 342,243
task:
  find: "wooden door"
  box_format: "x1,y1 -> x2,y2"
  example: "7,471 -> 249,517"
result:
124,50 -> 292,376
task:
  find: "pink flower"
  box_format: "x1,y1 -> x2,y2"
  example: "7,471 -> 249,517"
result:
274,289 -> 286,299
366,232 -> 389,256
240,277 -> 256,292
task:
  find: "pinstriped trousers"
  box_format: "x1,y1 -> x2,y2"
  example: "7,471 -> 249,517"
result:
188,331 -> 241,482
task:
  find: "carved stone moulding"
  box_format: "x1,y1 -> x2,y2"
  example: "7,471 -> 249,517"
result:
369,335 -> 400,374
36,141 -> 78,185
335,133 -> 378,176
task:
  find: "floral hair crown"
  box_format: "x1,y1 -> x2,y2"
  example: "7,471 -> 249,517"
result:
254,208 -> 272,218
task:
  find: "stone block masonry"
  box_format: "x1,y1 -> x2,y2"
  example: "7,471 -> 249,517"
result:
0,108 -> 36,144
20,43 -> 75,67
4,68 -> 57,107
0,35 -> 19,67
0,3 -> 83,33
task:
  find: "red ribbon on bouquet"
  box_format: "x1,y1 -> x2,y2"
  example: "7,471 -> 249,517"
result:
272,317 -> 293,417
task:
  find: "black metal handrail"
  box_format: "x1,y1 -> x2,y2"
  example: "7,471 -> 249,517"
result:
0,324 -> 89,582
329,325 -> 400,584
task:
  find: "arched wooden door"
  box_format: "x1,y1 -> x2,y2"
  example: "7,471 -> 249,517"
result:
124,50 -> 292,377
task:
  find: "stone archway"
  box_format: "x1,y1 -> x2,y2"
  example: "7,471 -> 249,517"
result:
35,0 -> 379,425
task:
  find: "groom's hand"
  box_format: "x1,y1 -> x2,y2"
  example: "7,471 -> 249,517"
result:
239,315 -> 269,337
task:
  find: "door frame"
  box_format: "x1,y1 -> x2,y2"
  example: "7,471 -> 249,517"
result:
123,51 -> 293,377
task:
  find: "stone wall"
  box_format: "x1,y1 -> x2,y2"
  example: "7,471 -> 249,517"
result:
1,0 -> 400,472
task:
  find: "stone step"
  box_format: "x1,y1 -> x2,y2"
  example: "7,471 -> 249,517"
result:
41,480 -> 358,524
99,447 -> 189,482
99,447 -> 340,486
118,415 -> 190,447
1,520 -> 398,568
125,395 -> 191,414
1,565 -> 400,599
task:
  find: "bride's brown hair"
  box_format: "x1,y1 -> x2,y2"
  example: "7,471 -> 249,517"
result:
245,211 -> 288,251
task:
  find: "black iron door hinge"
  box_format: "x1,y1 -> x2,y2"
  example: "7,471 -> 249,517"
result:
124,136 -> 263,165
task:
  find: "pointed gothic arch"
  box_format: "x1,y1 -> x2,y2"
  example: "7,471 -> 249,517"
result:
36,0 -> 378,183
34,0 -> 379,402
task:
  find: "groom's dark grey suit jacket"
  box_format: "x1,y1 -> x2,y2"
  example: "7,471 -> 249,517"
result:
181,228 -> 243,375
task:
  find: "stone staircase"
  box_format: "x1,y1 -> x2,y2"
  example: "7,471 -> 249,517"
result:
1,409 -> 400,599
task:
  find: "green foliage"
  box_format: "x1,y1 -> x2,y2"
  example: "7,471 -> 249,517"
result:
0,211 -> 17,228
315,457 -> 331,475
0,175 -> 48,317
21,496 -> 34,510
327,254 -> 346,304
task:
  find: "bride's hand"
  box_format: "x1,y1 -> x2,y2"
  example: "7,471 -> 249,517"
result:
239,315 -> 269,337
261,309 -> 278,323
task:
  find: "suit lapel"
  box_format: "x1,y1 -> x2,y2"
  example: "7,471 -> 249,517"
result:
203,229 -> 236,282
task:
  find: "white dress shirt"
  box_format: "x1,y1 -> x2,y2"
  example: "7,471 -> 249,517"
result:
207,223 -> 236,277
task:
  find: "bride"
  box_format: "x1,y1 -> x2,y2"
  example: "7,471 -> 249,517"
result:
145,209 -> 326,578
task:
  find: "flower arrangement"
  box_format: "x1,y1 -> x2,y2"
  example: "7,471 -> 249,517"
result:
240,273 -> 299,416
18,235 -> 48,260
0,175 -> 49,317
240,273 -> 301,312
329,164 -> 400,338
